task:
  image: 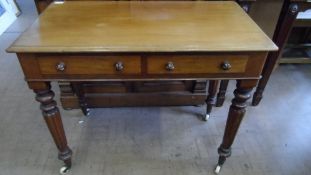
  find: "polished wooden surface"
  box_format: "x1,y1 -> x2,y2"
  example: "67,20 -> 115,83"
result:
8,1 -> 277,53
8,1 -> 277,172
147,55 -> 248,74
37,55 -> 141,75
32,0 -> 258,110
34,0 -> 295,110
18,52 -> 267,80
34,0 -> 257,14
5,1 -> 311,175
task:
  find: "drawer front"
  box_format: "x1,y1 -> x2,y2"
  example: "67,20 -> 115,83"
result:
147,55 -> 248,74
37,55 -> 141,75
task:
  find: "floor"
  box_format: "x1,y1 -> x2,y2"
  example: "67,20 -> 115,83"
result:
0,1 -> 311,175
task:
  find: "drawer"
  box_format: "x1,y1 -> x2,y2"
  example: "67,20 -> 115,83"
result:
146,55 -> 248,74
37,55 -> 141,75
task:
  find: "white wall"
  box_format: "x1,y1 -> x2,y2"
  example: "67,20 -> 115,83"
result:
0,0 -> 18,35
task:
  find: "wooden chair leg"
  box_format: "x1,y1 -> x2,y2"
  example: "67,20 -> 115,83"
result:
216,80 -> 229,107
252,0 -> 299,106
203,80 -> 219,121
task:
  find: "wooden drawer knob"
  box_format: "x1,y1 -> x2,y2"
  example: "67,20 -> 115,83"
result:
115,61 -> 124,71
221,61 -> 231,71
56,62 -> 66,71
165,61 -> 175,71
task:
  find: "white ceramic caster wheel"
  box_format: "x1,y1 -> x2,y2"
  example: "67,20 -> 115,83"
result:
86,108 -> 91,116
202,114 -> 210,121
60,166 -> 70,175
83,108 -> 91,116
214,165 -> 221,174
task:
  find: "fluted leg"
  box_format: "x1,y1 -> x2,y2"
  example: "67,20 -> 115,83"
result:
72,82 -> 90,116
203,80 -> 219,121
216,80 -> 229,107
215,80 -> 257,173
34,83 -> 72,169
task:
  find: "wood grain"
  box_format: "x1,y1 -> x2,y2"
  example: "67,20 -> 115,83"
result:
7,1 -> 277,53
17,52 -> 267,80
147,55 -> 248,74
37,55 -> 141,75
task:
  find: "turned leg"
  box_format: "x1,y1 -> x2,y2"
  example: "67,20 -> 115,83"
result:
72,82 -> 90,116
215,80 -> 257,174
252,1 -> 299,106
203,80 -> 219,121
216,80 -> 229,107
33,82 -> 72,173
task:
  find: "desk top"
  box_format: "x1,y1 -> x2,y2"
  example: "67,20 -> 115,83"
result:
7,1 -> 277,53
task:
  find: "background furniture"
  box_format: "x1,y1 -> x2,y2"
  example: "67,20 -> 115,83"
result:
252,0 -> 311,105
217,0 -> 311,106
281,1 -> 311,64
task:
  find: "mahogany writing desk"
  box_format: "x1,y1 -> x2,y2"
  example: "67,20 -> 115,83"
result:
7,1 -> 277,174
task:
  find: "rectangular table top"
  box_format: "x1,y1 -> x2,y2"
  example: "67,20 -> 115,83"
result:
7,1 -> 277,53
